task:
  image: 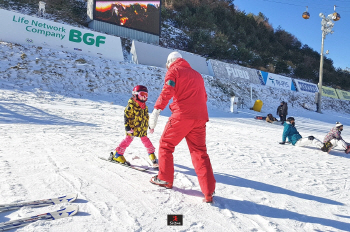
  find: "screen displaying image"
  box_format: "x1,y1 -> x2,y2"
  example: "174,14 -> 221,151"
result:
95,1 -> 161,35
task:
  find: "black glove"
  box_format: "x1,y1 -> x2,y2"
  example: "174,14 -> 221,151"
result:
308,136 -> 315,140
279,142 -> 285,145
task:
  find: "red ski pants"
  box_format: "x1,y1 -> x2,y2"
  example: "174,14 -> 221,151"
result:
158,118 -> 216,196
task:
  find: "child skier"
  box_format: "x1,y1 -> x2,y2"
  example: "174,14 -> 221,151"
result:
109,85 -> 158,168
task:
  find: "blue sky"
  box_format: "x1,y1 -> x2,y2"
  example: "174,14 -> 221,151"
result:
234,0 -> 350,70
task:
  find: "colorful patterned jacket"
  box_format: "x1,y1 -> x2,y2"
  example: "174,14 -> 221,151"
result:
323,127 -> 342,143
124,98 -> 149,137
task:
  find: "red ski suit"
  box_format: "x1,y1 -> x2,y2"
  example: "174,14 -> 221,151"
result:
154,58 -> 216,196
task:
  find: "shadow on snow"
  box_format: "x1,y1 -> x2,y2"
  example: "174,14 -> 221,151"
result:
0,103 -> 95,126
174,164 -> 343,206
213,196 -> 350,231
174,163 -> 349,231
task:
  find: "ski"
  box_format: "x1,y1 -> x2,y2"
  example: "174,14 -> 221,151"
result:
0,205 -> 78,231
142,156 -> 159,170
99,157 -> 148,172
0,193 -> 78,212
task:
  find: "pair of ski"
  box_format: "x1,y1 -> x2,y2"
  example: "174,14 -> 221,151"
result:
0,193 -> 78,231
99,152 -> 159,172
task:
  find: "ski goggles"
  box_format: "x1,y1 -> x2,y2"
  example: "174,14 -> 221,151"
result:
138,91 -> 148,98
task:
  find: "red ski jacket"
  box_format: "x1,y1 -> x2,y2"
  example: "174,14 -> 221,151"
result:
154,58 -> 209,121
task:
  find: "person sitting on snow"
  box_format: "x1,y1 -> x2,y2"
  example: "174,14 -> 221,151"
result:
321,122 -> 350,154
279,117 -> 323,149
266,113 -> 278,123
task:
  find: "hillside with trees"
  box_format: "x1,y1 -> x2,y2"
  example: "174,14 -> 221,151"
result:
1,0 -> 349,90
160,0 -> 350,90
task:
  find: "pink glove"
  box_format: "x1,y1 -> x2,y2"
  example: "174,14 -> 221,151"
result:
127,128 -> 134,135
149,128 -> 154,134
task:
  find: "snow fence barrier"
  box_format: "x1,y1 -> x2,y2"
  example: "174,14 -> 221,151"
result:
258,71 -> 296,91
130,40 -> 210,75
335,89 -> 350,101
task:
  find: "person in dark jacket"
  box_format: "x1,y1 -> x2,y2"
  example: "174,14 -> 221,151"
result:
277,101 -> 288,124
280,117 -> 323,148
148,51 -> 216,203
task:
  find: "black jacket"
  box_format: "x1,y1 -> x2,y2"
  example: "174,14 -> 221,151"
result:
277,103 -> 288,116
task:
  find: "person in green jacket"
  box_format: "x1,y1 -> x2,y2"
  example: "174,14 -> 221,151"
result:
280,117 -> 323,148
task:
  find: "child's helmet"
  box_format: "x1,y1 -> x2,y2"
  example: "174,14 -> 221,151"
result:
132,85 -> 148,102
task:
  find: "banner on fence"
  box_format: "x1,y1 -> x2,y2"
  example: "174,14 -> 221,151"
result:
131,40 -> 210,75
208,59 -> 262,84
293,79 -> 319,94
335,89 -> 350,101
259,71 -> 296,91
321,86 -> 339,99
0,9 -> 124,62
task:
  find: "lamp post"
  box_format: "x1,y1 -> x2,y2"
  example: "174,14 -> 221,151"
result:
316,7 -> 340,113
303,6 -> 340,113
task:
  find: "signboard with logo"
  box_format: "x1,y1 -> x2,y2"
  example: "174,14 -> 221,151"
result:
259,71 -> 296,91
321,86 -> 339,99
335,89 -> 350,100
0,9 -> 124,62
294,79 -> 319,94
208,59 -> 262,85
94,1 -> 161,36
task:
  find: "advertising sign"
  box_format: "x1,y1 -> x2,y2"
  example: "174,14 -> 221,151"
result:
335,89 -> 350,101
321,86 -> 339,99
294,79 -> 319,94
131,40 -> 210,75
94,1 -> 161,35
259,71 -> 296,91
208,59 -> 262,85
0,9 -> 124,62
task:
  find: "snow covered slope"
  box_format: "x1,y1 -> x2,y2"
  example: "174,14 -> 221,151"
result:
1,41 -> 350,232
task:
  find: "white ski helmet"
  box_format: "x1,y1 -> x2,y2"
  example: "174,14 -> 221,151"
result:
166,51 -> 182,68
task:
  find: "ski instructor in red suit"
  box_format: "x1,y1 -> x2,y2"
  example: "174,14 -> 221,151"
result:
149,51 -> 216,203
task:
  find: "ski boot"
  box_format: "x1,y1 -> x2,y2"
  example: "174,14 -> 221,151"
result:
321,142 -> 333,153
150,175 -> 173,189
149,153 -> 159,169
204,192 -> 215,203
109,151 -> 129,165
345,145 -> 350,154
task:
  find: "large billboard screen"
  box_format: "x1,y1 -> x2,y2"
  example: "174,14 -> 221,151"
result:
94,1 -> 161,35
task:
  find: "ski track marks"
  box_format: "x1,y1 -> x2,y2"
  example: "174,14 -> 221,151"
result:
1,90 -> 350,231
